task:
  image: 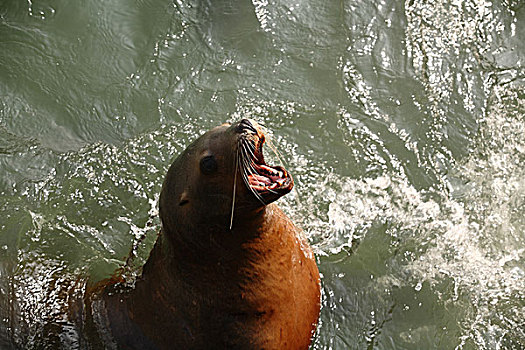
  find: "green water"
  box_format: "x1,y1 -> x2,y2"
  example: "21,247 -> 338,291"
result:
0,0 -> 524,348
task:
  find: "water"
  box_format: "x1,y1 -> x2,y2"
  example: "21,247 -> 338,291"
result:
0,0 -> 523,348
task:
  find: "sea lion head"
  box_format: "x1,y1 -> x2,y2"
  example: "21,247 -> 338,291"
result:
159,119 -> 294,237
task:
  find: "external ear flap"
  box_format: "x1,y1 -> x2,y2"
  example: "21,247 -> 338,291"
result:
179,191 -> 189,206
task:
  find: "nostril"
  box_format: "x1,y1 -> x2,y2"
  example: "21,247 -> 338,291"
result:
240,119 -> 252,129
237,119 -> 257,134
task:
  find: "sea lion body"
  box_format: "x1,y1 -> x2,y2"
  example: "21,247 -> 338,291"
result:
81,120 -> 321,349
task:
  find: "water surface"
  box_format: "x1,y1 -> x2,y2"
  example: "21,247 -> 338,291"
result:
0,0 -> 524,348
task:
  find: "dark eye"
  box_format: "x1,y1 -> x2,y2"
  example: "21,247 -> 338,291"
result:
200,155 -> 218,174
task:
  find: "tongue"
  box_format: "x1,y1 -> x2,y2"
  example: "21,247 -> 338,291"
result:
249,174 -> 272,186
247,161 -> 288,190
248,173 -> 287,190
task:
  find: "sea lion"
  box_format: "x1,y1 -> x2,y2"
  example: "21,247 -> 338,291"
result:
81,119 -> 321,349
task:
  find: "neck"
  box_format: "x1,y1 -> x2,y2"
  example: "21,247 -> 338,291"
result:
132,205 -> 275,304
159,206 -> 267,266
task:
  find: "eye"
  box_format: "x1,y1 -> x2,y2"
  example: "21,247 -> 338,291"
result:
200,155 -> 218,174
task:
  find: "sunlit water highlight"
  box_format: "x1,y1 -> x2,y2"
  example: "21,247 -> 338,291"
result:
0,0 -> 523,349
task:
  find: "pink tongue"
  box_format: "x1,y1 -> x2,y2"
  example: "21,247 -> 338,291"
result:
249,174 -> 271,186
248,164 -> 285,189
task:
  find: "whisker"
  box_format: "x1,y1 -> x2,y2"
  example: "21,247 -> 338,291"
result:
240,146 -> 253,160
241,142 -> 256,159
240,162 -> 265,203
229,148 -> 239,230
244,171 -> 266,204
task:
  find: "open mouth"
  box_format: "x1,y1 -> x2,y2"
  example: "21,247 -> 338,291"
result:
248,137 -> 292,192
237,119 -> 294,201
